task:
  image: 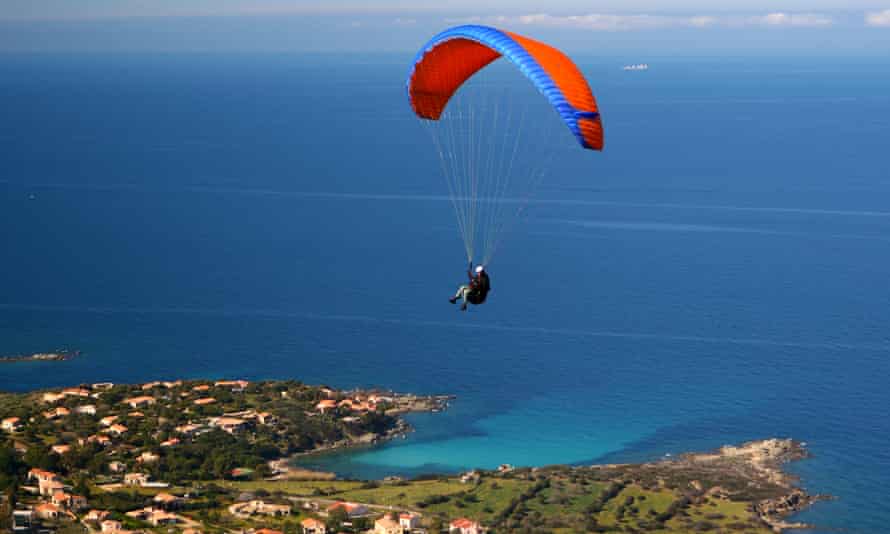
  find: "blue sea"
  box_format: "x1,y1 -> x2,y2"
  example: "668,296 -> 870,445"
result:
3,52 -> 890,532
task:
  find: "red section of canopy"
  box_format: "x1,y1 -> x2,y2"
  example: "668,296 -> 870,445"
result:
408,38 -> 501,120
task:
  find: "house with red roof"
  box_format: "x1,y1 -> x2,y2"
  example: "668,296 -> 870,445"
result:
43,406 -> 70,419
106,424 -> 128,436
315,399 -> 337,413
301,517 -> 326,534
35,503 -> 60,520
2,417 -> 21,432
450,518 -> 486,534
326,502 -> 369,518
400,512 -> 421,530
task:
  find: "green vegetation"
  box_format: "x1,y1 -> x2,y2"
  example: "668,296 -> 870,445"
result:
215,467 -> 777,533
0,380 -> 402,483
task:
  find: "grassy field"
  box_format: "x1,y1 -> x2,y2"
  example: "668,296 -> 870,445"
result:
192,453 -> 797,534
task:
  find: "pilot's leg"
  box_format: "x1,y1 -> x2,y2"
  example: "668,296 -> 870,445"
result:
450,285 -> 469,304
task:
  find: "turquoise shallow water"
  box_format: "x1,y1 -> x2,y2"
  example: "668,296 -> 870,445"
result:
3,53 -> 890,532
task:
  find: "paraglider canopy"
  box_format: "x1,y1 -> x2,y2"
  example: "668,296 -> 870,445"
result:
407,25 -> 603,150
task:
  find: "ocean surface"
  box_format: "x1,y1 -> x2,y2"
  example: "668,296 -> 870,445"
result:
3,52 -> 890,532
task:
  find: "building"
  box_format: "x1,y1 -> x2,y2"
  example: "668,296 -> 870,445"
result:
137,451 -> 159,464
84,510 -> 111,522
325,502 -> 369,518
12,510 -> 34,533
459,470 -> 480,484
106,424 -> 128,436
51,491 -> 70,507
42,392 -> 66,403
122,396 -> 156,408
108,461 -> 126,473
42,407 -> 70,420
100,519 -> 122,532
99,415 -> 118,427
38,479 -> 65,497
126,507 -> 182,527
254,530 -> 284,534
87,434 -> 112,447
374,517 -> 402,534
124,472 -> 149,486
160,437 -> 180,447
315,399 -> 337,413
228,500 -> 292,518
193,397 -> 216,406
51,444 -> 71,455
2,417 -> 22,432
300,518 -> 326,534
34,503 -> 60,520
209,417 -> 248,434
153,492 -> 183,509
52,492 -> 88,511
449,518 -> 486,534
62,387 -> 91,398
400,512 -> 421,531
28,468 -> 58,483
214,379 -> 249,390
75,405 -> 97,415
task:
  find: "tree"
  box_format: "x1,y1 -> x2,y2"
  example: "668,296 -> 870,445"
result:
326,507 -> 348,531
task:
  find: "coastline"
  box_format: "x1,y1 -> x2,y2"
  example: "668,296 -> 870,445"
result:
604,438 -> 830,531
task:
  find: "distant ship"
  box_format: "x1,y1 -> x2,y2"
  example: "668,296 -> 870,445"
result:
622,63 -> 649,71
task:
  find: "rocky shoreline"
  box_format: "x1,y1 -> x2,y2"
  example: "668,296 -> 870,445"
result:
668,438 -> 829,532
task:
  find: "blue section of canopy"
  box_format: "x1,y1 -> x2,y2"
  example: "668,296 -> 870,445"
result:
407,24 -> 597,148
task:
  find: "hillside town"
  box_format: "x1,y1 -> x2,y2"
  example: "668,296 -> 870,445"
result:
0,379 -> 465,534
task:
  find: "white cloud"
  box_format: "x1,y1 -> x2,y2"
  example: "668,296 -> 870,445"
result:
751,12 -> 833,27
865,9 -> 890,26
689,16 -> 718,28
456,12 -> 834,31
514,13 -> 707,30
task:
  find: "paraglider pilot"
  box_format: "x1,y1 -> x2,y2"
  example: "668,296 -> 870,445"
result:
450,263 -> 491,311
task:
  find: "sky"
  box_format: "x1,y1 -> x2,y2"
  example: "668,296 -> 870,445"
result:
1,1 -> 890,54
